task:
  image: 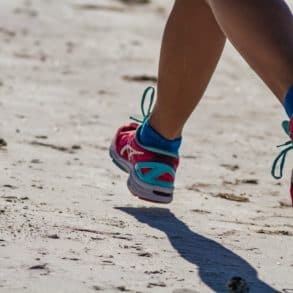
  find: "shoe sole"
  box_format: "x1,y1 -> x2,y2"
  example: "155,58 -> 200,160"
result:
109,142 -> 173,204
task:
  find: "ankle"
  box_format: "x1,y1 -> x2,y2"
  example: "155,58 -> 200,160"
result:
139,119 -> 182,155
148,113 -> 182,140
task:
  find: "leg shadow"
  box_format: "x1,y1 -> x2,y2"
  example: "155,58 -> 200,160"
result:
116,207 -> 277,293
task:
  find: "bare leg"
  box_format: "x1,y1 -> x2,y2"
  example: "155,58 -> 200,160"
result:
149,0 -> 226,140
206,0 -> 293,101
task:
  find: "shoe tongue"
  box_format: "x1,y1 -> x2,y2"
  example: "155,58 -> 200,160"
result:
282,120 -> 291,137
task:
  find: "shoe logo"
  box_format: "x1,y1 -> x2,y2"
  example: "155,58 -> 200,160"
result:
120,144 -> 144,160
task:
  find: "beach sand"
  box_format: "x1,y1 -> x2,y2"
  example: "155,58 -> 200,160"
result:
1,0 -> 293,292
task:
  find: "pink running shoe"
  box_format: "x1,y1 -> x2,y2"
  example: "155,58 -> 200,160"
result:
109,87 -> 179,203
272,118 -> 293,206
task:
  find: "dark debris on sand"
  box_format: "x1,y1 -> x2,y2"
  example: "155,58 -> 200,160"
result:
216,193 -> 250,203
0,138 -> 7,148
122,74 -> 157,83
118,0 -> 150,4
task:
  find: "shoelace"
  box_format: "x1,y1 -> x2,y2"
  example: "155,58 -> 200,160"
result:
129,86 -> 155,124
271,120 -> 293,179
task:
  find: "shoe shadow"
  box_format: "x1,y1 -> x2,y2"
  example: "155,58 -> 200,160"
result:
116,207 -> 277,293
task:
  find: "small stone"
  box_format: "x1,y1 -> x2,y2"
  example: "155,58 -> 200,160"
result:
227,276 -> 250,293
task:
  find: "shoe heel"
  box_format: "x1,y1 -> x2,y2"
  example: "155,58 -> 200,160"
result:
127,171 -> 173,204
109,144 -> 130,173
112,158 -> 128,173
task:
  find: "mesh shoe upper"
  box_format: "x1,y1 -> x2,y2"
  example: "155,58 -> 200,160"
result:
114,122 -> 179,188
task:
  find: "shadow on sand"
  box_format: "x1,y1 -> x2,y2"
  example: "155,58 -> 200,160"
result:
116,207 -> 277,293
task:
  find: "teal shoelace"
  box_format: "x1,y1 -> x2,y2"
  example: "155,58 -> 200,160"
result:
271,120 -> 293,179
129,86 -> 155,124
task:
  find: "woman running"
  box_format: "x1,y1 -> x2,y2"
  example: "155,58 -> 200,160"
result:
110,0 -> 293,204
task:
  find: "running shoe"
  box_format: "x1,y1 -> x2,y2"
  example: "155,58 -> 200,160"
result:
109,87 -> 179,203
271,119 -> 293,205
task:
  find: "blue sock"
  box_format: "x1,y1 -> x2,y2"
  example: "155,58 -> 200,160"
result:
138,119 -> 181,155
284,85 -> 293,118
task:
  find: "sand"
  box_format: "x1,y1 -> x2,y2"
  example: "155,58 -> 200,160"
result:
1,0 -> 293,292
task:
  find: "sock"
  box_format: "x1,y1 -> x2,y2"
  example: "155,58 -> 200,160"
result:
284,85 -> 293,118
138,119 -> 182,155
